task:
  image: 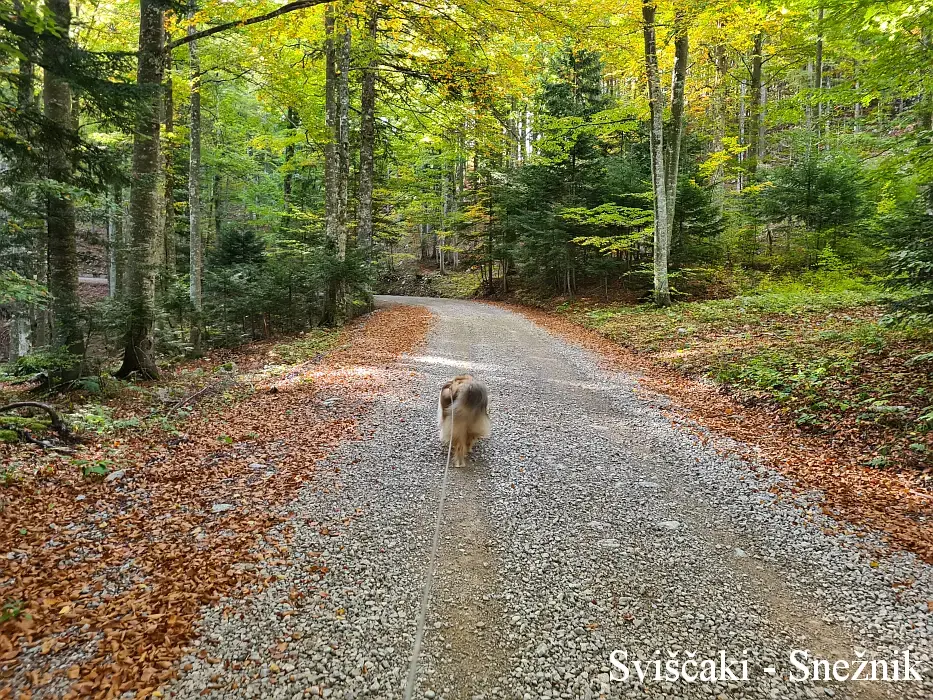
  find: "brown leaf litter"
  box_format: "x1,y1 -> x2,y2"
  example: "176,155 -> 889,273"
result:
0,305 -> 433,700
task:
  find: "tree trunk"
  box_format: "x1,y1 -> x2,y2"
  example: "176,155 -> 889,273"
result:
919,30 -> 932,132
664,14 -> 688,244
43,0 -> 84,377
738,78 -> 746,191
323,5 -> 340,324
747,32 -> 764,176
814,7 -> 824,133
210,173 -> 221,248
188,11 -> 203,354
357,3 -> 378,256
710,20 -> 728,217
163,47 -> 176,282
643,0 -> 670,306
337,18 -> 350,260
107,187 -> 119,296
282,105 -> 298,230
11,0 -> 36,359
117,0 -> 166,379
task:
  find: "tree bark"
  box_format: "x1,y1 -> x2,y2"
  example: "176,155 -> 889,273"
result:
337,18 -> 350,259
107,188 -> 119,297
664,13 -> 688,242
43,0 -> 84,376
163,47 -> 176,281
282,105 -> 298,230
323,5 -> 340,324
11,0 -> 36,359
643,0 -> 670,306
357,4 -> 378,256
188,11 -> 203,354
117,0 -> 166,379
747,32 -> 764,176
710,20 -> 728,217
814,7 -> 824,133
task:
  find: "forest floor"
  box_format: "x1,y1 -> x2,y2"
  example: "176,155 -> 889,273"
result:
1,296 -> 932,700
0,306 -> 433,699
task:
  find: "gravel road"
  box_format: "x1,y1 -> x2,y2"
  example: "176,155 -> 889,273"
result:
166,297 -> 933,700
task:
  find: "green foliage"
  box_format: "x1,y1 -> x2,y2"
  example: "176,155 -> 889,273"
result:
1,346 -> 80,383
75,459 -> 112,479
0,599 -> 25,623
271,328 -> 341,364
65,405 -> 140,435
880,188 -> 933,325
0,270 -> 48,306
760,150 -> 868,233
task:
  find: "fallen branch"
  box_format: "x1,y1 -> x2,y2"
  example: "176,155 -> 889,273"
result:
169,375 -> 237,415
0,401 -> 73,441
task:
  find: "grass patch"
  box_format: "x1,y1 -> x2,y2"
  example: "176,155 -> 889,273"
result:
432,270 -> 484,298
269,328 -> 342,364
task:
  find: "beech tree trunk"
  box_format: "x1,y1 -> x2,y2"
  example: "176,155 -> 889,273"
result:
107,187 -> 119,297
43,0 -> 84,377
815,7 -> 824,133
642,0 -> 671,306
337,19 -> 350,261
283,105 -> 299,230
664,14 -> 688,241
11,0 -> 36,359
117,0 -> 166,379
357,4 -> 379,256
748,32 -> 764,176
323,5 -> 340,324
710,20 -> 728,217
163,48 -> 176,281
188,12 -> 203,354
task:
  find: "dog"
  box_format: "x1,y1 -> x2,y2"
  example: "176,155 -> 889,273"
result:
438,374 -> 490,466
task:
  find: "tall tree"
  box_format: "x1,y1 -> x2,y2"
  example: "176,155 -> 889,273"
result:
188,10 -> 203,354
117,0 -> 167,379
282,105 -> 299,230
163,48 -> 176,283
747,32 -> 765,175
9,0 -> 37,360
43,0 -> 84,377
643,0 -> 671,306
323,4 -> 340,323
642,1 -> 688,307
357,4 -> 379,256
338,17 -> 350,255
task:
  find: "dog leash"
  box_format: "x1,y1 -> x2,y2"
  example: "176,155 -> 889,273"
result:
403,406 -> 455,700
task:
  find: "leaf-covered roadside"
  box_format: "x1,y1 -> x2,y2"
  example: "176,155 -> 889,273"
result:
504,302 -> 933,565
0,305 -> 433,700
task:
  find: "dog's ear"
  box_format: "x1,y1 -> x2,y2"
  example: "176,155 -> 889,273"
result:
440,384 -> 453,408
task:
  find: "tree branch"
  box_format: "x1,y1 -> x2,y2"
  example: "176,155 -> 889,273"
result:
166,0 -> 332,51
0,401 -> 72,439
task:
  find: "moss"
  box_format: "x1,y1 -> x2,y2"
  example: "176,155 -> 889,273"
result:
0,429 -> 20,443
0,416 -> 51,432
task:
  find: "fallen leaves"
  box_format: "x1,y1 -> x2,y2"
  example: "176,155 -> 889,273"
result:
0,305 -> 433,698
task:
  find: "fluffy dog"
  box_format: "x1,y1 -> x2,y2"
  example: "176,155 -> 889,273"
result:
438,374 -> 490,466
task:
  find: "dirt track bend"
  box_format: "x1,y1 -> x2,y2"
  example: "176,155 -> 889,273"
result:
167,297 -> 933,700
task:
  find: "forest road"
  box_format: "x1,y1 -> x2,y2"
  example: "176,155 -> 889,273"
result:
169,297 -> 933,700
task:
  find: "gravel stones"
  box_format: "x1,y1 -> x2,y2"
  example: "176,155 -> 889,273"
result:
165,298 -> 933,700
